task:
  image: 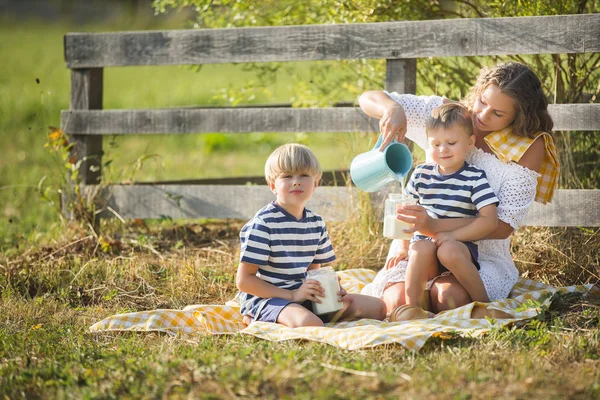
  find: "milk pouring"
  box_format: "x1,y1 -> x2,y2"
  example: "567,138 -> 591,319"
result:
383,193 -> 416,240
306,267 -> 344,315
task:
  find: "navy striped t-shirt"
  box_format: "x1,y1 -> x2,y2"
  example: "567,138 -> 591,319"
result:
406,162 -> 499,220
237,202 -> 336,319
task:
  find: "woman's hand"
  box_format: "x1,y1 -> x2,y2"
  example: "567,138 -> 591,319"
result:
433,231 -> 455,247
384,249 -> 409,269
378,104 -> 408,151
384,240 -> 410,269
397,204 -> 437,236
358,91 -> 408,150
291,279 -> 324,303
329,278 -> 353,323
336,276 -> 350,303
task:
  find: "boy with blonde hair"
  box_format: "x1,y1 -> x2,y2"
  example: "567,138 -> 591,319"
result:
237,143 -> 386,327
390,103 -> 499,319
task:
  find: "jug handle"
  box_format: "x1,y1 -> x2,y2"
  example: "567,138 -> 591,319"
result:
373,134 -> 397,150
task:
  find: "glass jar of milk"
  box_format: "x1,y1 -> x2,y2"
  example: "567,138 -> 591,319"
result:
383,193 -> 416,240
306,267 -> 344,315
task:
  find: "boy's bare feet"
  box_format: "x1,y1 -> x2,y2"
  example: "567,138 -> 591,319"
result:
242,315 -> 252,326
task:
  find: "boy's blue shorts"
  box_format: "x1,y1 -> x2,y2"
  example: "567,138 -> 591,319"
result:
253,298 -> 332,324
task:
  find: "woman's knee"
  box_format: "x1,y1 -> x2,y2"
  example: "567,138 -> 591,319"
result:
351,294 -> 387,320
429,278 -> 471,313
382,282 -> 406,314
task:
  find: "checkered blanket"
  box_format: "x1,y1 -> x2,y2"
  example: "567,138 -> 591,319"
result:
89,269 -> 597,351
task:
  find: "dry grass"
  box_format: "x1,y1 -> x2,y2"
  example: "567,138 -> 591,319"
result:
2,219 -> 598,314
1,221 -> 243,313
1,220 -> 599,399
511,226 -> 600,287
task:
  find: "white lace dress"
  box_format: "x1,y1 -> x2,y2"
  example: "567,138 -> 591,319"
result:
361,94 -> 540,301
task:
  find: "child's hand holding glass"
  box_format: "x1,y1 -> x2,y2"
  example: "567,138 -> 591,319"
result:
291,279 -> 325,303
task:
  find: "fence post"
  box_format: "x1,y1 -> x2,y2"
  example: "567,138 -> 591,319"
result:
385,59 -> 416,94
62,68 -> 104,220
70,68 -> 103,184
385,58 -> 417,152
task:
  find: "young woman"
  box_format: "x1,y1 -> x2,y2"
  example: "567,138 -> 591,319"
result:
359,62 -> 559,317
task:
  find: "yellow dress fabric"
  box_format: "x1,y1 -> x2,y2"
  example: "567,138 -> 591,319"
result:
89,269 -> 597,352
484,127 -> 559,204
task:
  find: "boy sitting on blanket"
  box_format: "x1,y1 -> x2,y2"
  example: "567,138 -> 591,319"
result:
236,143 -> 387,327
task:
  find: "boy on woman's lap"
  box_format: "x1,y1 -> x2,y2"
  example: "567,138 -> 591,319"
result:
388,103 -> 499,321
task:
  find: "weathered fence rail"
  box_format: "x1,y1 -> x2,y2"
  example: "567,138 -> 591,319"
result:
62,13 -> 600,227
63,103 -> 599,134
64,14 -> 600,67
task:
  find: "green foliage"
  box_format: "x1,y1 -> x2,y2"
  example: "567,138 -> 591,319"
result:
153,0 -> 600,188
444,0 -> 600,189
152,0 -> 442,27
0,18 -> 355,249
152,0 -> 442,109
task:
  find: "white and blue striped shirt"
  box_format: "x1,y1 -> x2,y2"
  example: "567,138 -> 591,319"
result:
238,202 -> 336,318
406,162 -> 499,220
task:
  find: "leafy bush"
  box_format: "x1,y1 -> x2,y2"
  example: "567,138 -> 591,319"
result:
153,0 -> 600,188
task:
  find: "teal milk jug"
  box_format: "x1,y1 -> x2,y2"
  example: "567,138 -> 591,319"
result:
350,134 -> 413,192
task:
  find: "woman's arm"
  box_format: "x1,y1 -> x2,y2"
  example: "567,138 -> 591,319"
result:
397,205 -> 514,239
358,91 -> 408,150
517,136 -> 545,173
492,149 -> 541,237
482,221 -> 514,239
480,136 -> 545,239
384,239 -> 410,269
359,91 -> 444,152
437,204 -> 498,243
358,91 -> 402,119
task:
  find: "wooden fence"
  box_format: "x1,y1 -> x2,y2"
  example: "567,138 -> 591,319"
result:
61,14 -> 600,226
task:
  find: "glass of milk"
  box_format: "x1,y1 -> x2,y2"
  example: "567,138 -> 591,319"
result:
306,267 -> 344,315
383,193 -> 417,240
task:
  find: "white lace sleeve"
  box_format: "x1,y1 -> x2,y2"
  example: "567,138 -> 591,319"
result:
496,163 -> 540,229
383,92 -> 444,151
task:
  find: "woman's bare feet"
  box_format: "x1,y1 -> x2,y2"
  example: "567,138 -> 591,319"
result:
470,304 -> 513,319
388,304 -> 434,322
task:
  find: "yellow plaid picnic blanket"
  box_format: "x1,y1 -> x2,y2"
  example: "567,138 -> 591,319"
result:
89,269 -> 597,351
484,127 -> 559,204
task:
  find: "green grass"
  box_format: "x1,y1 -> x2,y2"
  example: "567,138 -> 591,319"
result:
2,15 -> 599,399
0,17 -> 370,251
2,309 -> 597,399
1,223 -> 599,399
